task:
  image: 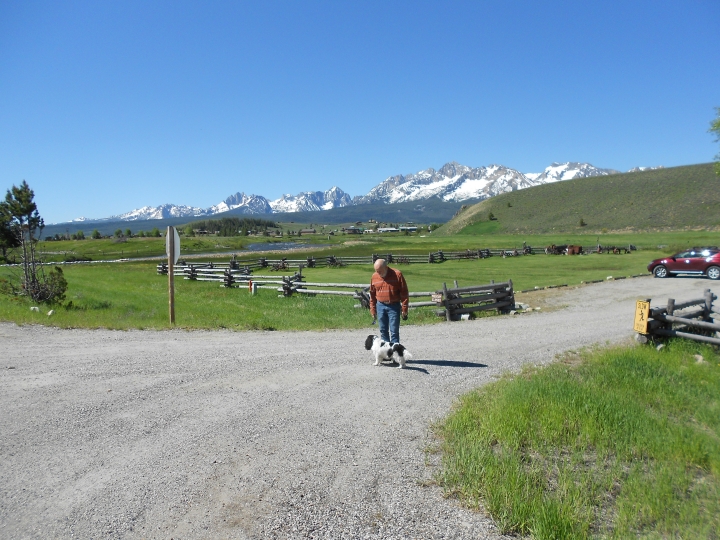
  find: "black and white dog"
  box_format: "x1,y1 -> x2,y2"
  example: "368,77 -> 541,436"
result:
364,335 -> 412,368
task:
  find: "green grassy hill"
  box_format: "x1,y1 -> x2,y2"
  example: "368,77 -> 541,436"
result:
438,163 -> 720,235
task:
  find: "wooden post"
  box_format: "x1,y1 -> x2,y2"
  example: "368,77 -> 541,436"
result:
704,289 -> 713,320
667,298 -> 675,316
442,282 -> 451,322
168,226 -> 175,324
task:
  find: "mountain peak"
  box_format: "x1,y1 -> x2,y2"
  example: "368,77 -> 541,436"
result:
63,161 -> 633,223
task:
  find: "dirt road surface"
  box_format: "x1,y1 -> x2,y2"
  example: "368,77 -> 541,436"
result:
1,276 -> 714,539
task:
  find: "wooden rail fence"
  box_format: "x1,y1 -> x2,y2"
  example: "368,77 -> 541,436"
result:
635,288 -> 719,346
154,242 -> 634,276
437,280 -> 515,321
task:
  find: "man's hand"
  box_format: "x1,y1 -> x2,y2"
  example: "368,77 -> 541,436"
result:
401,312 -> 408,321
371,316 -> 377,325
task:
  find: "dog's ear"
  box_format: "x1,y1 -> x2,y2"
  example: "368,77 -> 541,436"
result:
364,335 -> 375,350
393,344 -> 406,355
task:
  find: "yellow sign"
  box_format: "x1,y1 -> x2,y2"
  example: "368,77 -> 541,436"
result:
633,300 -> 651,334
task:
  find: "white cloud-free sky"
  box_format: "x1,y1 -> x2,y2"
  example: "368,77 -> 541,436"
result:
1,0 -> 719,223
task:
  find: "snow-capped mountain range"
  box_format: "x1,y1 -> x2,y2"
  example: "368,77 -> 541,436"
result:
70,162 -> 661,222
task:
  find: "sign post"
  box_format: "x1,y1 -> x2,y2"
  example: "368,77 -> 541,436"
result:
166,226 -> 181,324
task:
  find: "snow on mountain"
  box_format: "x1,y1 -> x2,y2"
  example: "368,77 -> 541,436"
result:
112,204 -> 211,221
627,166 -> 664,173
528,162 -> 620,184
207,192 -> 273,215
67,161 -> 641,223
96,187 -> 349,221
269,187 -> 352,213
354,161 -> 541,205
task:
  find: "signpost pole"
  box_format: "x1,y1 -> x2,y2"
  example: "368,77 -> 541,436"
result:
168,226 -> 176,324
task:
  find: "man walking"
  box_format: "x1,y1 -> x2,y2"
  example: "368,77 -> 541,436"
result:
369,258 -> 409,344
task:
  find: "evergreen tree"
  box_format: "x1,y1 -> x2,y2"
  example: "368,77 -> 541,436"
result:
0,181 -> 67,302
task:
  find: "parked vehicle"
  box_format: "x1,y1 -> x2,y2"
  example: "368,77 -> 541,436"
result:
648,247 -> 720,279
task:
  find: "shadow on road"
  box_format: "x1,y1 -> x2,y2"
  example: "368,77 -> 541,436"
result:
409,359 -> 488,368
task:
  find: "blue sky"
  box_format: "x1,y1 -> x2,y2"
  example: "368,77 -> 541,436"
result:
1,0 -> 718,224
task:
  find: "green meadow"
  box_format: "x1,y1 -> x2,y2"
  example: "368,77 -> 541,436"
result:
0,248 -> 659,330
437,340 -> 720,539
1,228 -> 718,330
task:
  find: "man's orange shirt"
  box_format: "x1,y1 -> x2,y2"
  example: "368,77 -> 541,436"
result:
369,267 -> 409,316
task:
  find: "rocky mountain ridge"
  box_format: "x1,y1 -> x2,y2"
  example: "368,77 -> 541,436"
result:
70,162 -> 658,222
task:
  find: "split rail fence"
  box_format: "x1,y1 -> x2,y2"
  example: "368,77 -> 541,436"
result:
156,261 -> 516,320
635,288 -> 719,346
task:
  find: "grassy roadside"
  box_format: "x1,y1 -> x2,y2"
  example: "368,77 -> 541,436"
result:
436,340 -> 720,539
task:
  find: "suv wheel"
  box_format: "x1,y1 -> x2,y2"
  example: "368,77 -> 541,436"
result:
707,266 -> 720,280
653,265 -> 669,278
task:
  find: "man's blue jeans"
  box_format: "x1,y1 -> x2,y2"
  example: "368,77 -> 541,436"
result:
377,301 -> 401,344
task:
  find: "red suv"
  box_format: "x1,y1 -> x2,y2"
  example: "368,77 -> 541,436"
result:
648,247 -> 720,280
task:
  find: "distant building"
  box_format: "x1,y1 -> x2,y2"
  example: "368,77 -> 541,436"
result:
377,227 -> 400,233
345,226 -> 363,234
399,226 -> 418,232
299,228 -> 316,235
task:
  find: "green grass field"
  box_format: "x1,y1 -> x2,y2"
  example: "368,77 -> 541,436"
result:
0,246 -> 661,331
436,340 -> 720,539
19,226 -> 720,266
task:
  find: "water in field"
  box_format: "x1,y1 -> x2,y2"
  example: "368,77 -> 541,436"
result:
245,242 -> 330,252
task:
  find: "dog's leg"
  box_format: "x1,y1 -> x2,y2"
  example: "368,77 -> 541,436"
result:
373,353 -> 382,366
397,353 -> 406,369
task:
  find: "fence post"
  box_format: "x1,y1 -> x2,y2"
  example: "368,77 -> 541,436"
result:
442,282 -> 452,322
704,289 -> 713,320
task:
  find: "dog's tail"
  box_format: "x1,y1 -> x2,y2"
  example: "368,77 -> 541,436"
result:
394,344 -> 412,361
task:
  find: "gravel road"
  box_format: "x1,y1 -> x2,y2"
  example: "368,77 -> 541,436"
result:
1,276 -> 714,539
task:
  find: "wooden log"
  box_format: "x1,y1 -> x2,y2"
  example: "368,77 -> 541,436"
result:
653,314 -> 720,331
446,281 -> 511,294
451,300 -> 513,315
652,328 -> 720,346
298,282 -> 368,288
446,290 -> 511,305
672,297 -> 708,312
289,288 -> 356,296
407,301 -> 439,308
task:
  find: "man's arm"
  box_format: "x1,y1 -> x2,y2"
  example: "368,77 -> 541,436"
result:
398,272 -> 409,317
369,277 -> 377,318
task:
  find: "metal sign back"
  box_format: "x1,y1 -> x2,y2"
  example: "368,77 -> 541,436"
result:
166,226 -> 181,265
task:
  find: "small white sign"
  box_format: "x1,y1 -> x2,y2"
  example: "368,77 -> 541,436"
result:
166,226 -> 181,265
